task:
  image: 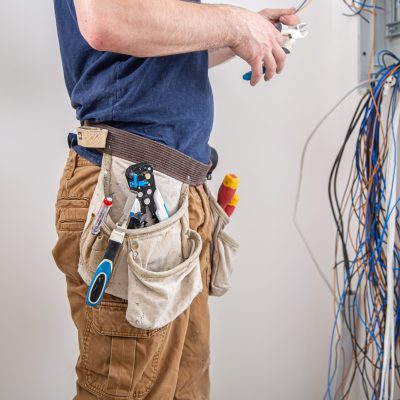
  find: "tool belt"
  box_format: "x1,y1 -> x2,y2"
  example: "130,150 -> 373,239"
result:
79,122 -> 212,186
76,125 -> 239,330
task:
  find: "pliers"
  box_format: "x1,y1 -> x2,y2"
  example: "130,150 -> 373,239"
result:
277,22 -> 309,54
242,23 -> 309,81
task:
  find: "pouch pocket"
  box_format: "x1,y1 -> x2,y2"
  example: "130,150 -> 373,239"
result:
126,229 -> 202,329
79,157 -> 203,330
206,186 -> 240,297
82,300 -> 169,399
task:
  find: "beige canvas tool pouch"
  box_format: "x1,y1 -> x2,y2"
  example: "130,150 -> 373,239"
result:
204,184 -> 240,297
78,153 -> 203,330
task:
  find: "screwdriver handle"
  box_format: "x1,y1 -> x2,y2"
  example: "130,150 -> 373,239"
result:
218,174 -> 240,209
86,233 -> 123,307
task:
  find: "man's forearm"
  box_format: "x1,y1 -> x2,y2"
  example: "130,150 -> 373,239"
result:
208,48 -> 235,68
75,0 -> 242,57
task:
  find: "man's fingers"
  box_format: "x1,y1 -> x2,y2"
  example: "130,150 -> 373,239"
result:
250,59 -> 263,86
279,14 -> 301,26
263,53 -> 277,81
264,8 -> 296,20
274,31 -> 285,46
273,46 -> 286,74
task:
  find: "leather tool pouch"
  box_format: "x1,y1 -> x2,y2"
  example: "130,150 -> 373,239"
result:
78,153 -> 203,330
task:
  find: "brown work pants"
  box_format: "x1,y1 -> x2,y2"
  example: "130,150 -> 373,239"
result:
52,150 -> 212,400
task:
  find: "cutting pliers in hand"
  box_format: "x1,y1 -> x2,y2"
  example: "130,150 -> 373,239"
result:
242,23 -> 309,81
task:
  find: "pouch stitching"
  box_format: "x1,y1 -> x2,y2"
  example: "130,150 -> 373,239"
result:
208,192 -> 230,227
127,233 -> 202,280
218,231 -> 240,249
128,256 -> 201,281
208,195 -> 238,296
102,209 -> 185,239
108,246 -> 125,286
98,185 -> 189,239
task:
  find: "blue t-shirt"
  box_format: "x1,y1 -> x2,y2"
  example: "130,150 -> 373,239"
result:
53,0 -> 213,164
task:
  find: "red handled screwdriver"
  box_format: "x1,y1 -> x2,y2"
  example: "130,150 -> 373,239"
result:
218,173 -> 240,213
224,193 -> 240,217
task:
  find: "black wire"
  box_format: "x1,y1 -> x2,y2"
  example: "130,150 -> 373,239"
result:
329,55 -> 400,397
327,92 -> 372,399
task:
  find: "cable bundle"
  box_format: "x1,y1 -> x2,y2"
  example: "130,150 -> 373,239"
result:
341,0 -> 382,22
325,51 -> 400,400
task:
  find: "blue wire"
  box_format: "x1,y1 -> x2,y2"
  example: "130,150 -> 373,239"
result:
325,55 -> 400,398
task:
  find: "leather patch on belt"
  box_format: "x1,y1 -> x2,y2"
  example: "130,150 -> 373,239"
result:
76,126 -> 108,149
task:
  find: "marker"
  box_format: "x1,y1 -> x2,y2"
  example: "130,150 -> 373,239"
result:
91,197 -> 112,235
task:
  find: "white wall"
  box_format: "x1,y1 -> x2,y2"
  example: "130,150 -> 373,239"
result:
0,1 -> 360,399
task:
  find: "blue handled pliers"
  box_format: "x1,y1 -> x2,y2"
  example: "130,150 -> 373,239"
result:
243,23 -> 309,81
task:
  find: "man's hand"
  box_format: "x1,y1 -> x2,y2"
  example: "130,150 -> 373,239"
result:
229,7 -> 300,86
75,0 -> 300,86
209,8 -> 301,84
230,10 -> 285,86
258,8 -> 301,26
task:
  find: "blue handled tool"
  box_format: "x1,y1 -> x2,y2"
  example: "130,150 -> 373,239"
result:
86,234 -> 123,306
242,23 -> 308,81
242,66 -> 267,81
86,192 -> 137,307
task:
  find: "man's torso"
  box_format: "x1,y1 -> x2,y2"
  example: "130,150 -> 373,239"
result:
53,0 -> 214,164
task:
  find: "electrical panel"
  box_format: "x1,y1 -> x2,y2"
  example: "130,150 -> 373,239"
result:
360,0 -> 400,81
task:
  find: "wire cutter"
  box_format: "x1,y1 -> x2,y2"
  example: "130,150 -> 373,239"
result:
125,163 -> 169,227
242,23 -> 309,81
277,22 -> 308,54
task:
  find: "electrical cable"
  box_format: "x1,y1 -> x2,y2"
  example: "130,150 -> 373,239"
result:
293,79 -> 374,301
323,58 -> 400,399
296,0 -> 315,13
293,54 -> 400,400
292,1 -> 400,397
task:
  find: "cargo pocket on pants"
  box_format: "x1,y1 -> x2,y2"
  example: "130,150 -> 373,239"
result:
206,185 -> 239,297
82,300 -> 169,400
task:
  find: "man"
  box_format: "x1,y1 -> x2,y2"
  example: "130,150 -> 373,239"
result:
52,1 -> 300,399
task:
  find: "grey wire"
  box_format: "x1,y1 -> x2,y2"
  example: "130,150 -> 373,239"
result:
292,79 -> 374,301
296,0 -> 309,13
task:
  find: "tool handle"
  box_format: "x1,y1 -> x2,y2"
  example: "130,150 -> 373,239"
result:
86,239 -> 121,307
218,174 -> 239,209
242,66 -> 266,82
224,193 -> 240,217
154,188 -> 169,222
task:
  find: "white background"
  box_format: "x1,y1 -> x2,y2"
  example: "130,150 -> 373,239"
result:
0,1 -> 361,399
